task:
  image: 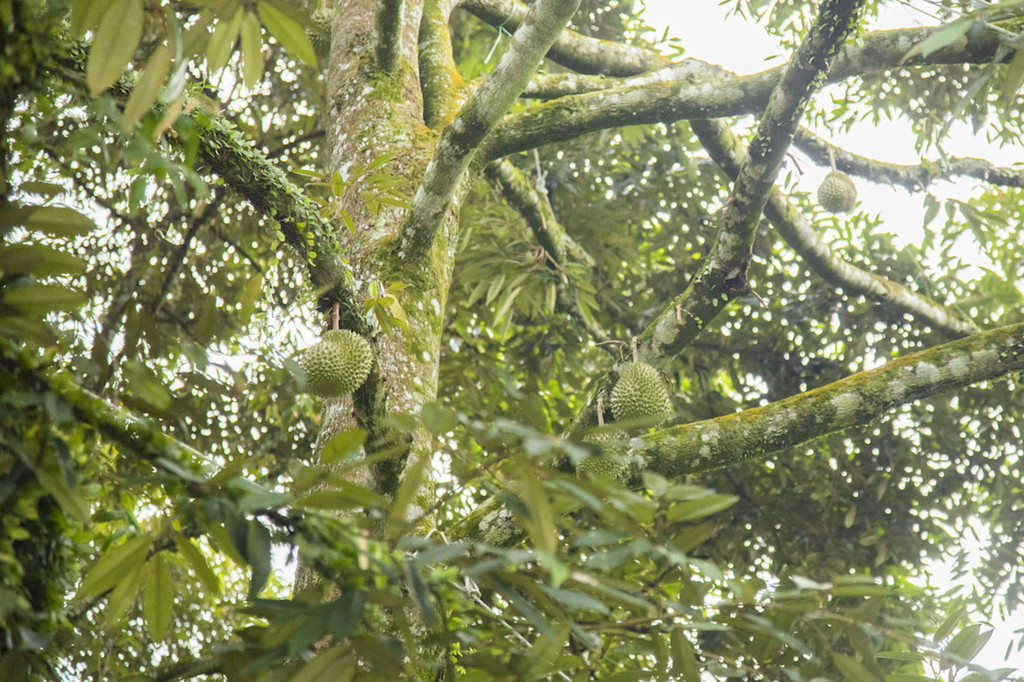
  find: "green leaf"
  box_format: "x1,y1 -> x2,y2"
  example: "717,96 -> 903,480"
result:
515,478 -> 557,555
670,627 -> 701,682
999,45 -> 1024,109
902,18 -> 973,62
0,244 -> 86,277
420,402 -> 458,434
240,11 -> 264,88
77,535 -> 152,600
17,182 -> 65,198
70,0 -> 107,36
2,283 -> 87,316
934,605 -> 966,642
388,454 -> 428,538
34,465 -> 91,525
2,205 -> 95,236
86,0 -> 144,96
123,359 -> 172,411
666,494 -> 739,523
104,561 -> 145,627
831,654 -> 882,682
536,585 -> 609,615
207,5 -> 244,74
174,535 -> 221,594
942,624 -> 992,666
143,553 -> 174,641
293,485 -> 384,511
257,1 -> 316,66
123,44 -> 172,131
246,519 -> 273,600
319,428 -> 367,464
404,558 -> 438,626
290,645 -> 354,682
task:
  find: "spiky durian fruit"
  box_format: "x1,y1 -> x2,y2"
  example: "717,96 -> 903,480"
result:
300,329 -> 373,397
817,170 -> 857,213
307,8 -> 332,61
577,430 -> 629,480
609,362 -> 673,428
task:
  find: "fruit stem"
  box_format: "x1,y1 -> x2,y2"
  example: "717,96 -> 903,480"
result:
596,395 -> 605,426
332,301 -> 340,330
631,337 -> 639,364
827,145 -> 837,171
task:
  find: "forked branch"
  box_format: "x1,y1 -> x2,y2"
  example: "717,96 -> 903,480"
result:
693,118 -> 980,338
399,0 -> 582,262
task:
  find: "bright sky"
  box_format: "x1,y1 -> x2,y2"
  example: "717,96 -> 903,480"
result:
640,0 -> 1022,671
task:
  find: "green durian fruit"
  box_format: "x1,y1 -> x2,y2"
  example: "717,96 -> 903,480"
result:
609,362 -> 673,428
577,430 -> 629,480
300,329 -> 373,397
817,170 -> 857,213
307,8 -> 332,61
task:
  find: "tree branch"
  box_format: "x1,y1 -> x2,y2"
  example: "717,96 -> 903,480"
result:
419,0 -> 463,128
484,159 -> 592,268
456,0 -> 667,77
693,118 -> 980,338
522,59 -> 719,100
480,25 -> 1016,161
484,159 -> 609,343
376,0 -> 405,73
638,321 -> 1024,476
192,113 -> 366,333
454,321 -> 1024,546
793,126 -> 1024,191
625,0 -> 867,368
398,0 -> 582,262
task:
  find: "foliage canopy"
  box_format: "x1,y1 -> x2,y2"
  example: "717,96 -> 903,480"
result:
2,0 -> 1024,680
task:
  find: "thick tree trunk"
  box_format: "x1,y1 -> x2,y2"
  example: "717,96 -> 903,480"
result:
293,0 -> 459,594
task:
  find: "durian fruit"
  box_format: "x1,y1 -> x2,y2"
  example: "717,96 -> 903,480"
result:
300,329 -> 373,397
307,8 -> 332,61
577,430 -> 629,480
609,362 -> 673,428
817,169 -> 857,213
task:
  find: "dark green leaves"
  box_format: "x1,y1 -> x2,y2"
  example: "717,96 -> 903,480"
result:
257,1 -> 317,67
85,0 -> 144,96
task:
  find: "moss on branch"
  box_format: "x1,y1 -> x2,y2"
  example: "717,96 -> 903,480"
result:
639,321 -> 1024,476
458,0 -> 667,77
192,113 -> 366,333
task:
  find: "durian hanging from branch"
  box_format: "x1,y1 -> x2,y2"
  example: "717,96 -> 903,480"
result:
577,394 -> 629,481
608,337 -> 673,431
817,145 -> 857,214
299,302 -> 373,397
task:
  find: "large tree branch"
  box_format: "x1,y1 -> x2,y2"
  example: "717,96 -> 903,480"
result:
693,118 -> 980,338
376,0 -> 405,73
456,0 -> 667,77
192,113 -> 366,333
619,0 -> 866,372
639,321 -> 1024,476
51,46 -> 366,331
398,0 -> 582,262
480,25 -> 1016,161
793,127 -> 1024,191
419,0 -> 463,128
453,320 -> 1024,547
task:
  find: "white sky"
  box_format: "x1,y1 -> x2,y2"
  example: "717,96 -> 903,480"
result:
640,0 -> 1023,671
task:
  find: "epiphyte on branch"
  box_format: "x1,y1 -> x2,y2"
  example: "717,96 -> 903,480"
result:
300,329 -> 373,397
817,170 -> 857,213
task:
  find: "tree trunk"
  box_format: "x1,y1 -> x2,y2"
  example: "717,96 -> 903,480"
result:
294,0 -> 456,594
